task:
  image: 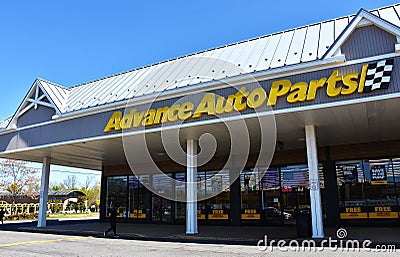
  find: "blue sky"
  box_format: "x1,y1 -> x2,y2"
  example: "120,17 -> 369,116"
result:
0,0 -> 398,183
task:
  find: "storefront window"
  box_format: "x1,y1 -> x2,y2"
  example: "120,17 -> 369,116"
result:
281,164 -> 325,222
152,174 -> 172,223
392,158 -> 400,204
128,175 -> 149,221
106,176 -> 127,218
281,165 -> 309,216
337,159 -> 399,221
175,173 -> 186,221
261,168 -> 282,223
240,169 -> 264,221
197,170 -> 230,221
239,164 -> 325,224
364,159 -> 396,207
206,170 -> 230,220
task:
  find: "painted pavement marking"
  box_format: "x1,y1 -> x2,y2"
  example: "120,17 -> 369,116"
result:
0,236 -> 91,247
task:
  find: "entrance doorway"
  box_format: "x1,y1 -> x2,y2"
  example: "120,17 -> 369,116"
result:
152,195 -> 172,223
151,173 -> 173,223
240,168 -> 284,224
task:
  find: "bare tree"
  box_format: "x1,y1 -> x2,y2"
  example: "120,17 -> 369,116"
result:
83,180 -> 101,212
0,159 -> 40,214
84,175 -> 95,190
62,175 -> 79,189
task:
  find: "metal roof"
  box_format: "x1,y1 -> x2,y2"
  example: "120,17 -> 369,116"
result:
49,190 -> 86,197
62,5 -> 400,114
3,4 -> 400,124
0,116 -> 12,129
0,190 -> 85,197
37,78 -> 70,113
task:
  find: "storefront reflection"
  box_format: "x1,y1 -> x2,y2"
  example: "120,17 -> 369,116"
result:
337,158 -> 400,223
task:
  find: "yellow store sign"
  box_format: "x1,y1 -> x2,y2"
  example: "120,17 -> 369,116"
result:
197,210 -> 205,220
340,207 -> 368,219
129,209 -> 146,219
241,209 -> 261,220
208,209 -> 229,220
369,206 -> 399,219
104,60 -> 392,133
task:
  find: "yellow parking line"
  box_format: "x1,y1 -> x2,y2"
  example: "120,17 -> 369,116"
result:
66,237 -> 92,241
0,237 -> 90,247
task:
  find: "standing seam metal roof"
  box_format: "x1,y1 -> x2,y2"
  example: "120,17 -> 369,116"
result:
37,78 -> 70,113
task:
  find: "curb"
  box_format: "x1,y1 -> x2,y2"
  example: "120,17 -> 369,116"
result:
17,227 -> 258,246
16,227 -> 400,248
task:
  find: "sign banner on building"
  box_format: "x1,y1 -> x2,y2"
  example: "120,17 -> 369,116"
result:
103,59 -> 395,133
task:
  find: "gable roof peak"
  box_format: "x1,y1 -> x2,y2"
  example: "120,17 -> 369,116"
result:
323,8 -> 400,59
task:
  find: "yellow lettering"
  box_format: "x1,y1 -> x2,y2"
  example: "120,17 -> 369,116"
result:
153,106 -> 169,125
142,109 -> 156,126
168,104 -> 180,122
287,82 -> 308,103
341,73 -> 359,95
233,87 -> 249,111
268,80 -> 291,106
216,95 -> 234,114
132,109 -> 145,128
105,63 -> 377,132
120,111 -> 133,129
193,93 -> 216,118
178,102 -> 194,120
358,64 -> 369,93
226,95 -> 235,112
326,70 -> 342,97
247,88 -> 267,108
103,111 -> 122,132
307,78 -> 327,100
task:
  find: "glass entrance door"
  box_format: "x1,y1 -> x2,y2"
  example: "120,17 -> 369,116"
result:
128,175 -> 150,222
197,170 -> 231,223
151,173 -> 173,223
240,168 -> 283,224
280,164 -> 325,224
152,195 -> 171,223
261,168 -> 283,224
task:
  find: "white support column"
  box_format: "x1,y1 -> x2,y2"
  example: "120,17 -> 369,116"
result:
305,125 -> 324,238
186,139 -> 198,234
37,156 -> 51,228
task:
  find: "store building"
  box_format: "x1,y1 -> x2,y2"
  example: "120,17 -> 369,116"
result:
0,190 -> 86,214
1,5 -> 400,238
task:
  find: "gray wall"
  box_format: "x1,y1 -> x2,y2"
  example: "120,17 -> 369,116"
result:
341,25 -> 396,61
17,105 -> 56,127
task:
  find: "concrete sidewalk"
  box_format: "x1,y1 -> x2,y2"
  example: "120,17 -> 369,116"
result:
2,219 -> 400,246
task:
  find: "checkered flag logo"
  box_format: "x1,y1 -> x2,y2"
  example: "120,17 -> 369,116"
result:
363,59 -> 394,93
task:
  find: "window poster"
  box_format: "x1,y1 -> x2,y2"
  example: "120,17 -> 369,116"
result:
343,165 -> 358,184
370,165 -> 388,185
